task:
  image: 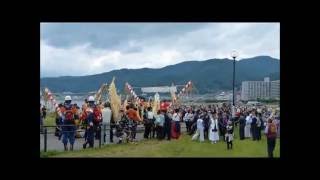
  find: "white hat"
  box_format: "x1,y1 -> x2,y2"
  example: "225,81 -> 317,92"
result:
88,96 -> 95,102
65,96 -> 72,101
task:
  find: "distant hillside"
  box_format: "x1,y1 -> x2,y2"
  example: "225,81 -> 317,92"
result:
40,56 -> 280,93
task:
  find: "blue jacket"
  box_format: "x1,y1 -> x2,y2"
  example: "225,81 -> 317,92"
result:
164,113 -> 172,127
251,117 -> 257,126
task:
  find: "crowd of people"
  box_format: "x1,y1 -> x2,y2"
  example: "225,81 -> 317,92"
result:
179,103 -> 280,156
41,96 -> 280,157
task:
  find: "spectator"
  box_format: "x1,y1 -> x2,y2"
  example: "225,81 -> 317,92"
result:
163,109 -> 172,141
155,110 -> 165,140
144,107 -> 154,139
192,114 -> 204,142
203,111 -> 210,140
42,105 -> 47,119
251,112 -> 257,141
265,118 -> 278,158
209,112 -> 219,144
239,113 -> 246,140
225,120 -> 234,150
101,102 -> 112,144
183,110 -> 190,132
171,108 -> 181,139
245,113 -> 252,138
256,113 -> 262,141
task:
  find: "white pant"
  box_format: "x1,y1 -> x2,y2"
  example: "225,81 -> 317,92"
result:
192,129 -> 204,142
245,125 -> 251,138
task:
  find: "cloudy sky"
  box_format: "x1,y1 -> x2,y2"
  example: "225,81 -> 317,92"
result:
40,23 -> 280,77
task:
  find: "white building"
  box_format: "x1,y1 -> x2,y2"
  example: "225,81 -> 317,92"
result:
241,77 -> 279,101
271,80 -> 280,100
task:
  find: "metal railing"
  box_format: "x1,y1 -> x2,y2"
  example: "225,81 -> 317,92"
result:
40,122 -> 187,152
40,123 -> 148,152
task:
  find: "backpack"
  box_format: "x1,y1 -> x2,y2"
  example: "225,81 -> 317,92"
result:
93,106 -> 102,123
268,123 -> 277,138
80,110 -> 88,122
65,110 -> 74,121
63,105 -> 74,121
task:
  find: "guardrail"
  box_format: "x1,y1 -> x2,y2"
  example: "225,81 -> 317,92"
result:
40,124 -> 108,152
40,122 -> 175,152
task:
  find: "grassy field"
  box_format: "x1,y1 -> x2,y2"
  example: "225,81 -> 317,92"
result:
43,112 -> 56,126
41,126 -> 280,158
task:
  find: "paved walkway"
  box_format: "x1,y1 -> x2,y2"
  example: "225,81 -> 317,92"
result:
41,123 -> 186,151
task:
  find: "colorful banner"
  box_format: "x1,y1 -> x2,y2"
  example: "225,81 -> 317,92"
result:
177,80 -> 192,97
125,82 -> 141,104
43,87 -> 62,115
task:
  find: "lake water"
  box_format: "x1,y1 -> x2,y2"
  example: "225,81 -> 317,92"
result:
41,97 -> 86,112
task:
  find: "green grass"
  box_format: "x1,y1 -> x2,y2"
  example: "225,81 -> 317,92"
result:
42,126 -> 280,158
40,150 -> 61,158
43,112 -> 56,126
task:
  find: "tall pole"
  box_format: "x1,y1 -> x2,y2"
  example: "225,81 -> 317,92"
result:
233,57 -> 235,106
231,50 -> 238,118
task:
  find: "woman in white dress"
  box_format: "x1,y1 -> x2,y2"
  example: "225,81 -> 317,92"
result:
209,113 -> 219,144
192,114 -> 204,142
245,113 -> 252,138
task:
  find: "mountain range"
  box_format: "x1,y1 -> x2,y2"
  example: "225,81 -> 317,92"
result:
40,56 -> 280,94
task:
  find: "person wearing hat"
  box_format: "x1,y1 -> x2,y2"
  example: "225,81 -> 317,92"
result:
61,95 -> 76,151
225,120 -> 234,150
82,96 -> 97,149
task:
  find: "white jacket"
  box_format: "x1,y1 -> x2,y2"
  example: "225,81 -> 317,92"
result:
102,107 -> 112,123
147,111 -> 154,119
197,119 -> 204,130
173,113 -> 180,122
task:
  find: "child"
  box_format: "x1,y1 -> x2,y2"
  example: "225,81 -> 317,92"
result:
225,120 -> 234,150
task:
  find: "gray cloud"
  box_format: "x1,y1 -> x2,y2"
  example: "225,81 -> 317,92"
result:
41,23 -> 279,77
41,23 -> 208,50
